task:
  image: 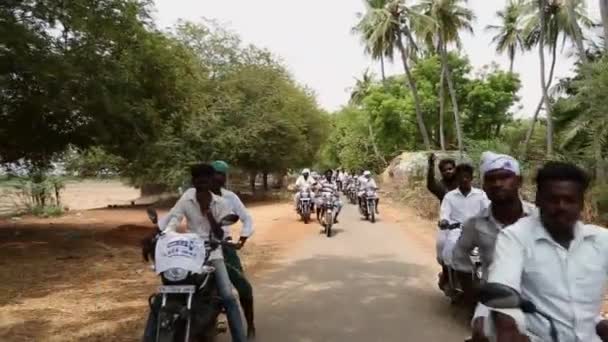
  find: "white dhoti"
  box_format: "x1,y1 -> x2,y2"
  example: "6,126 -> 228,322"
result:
442,228 -> 462,267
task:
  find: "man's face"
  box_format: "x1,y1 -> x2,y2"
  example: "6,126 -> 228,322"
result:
457,171 -> 473,191
213,172 -> 226,189
303,172 -> 309,179
192,175 -> 212,191
325,172 -> 332,180
440,163 -> 456,181
483,169 -> 521,204
538,180 -> 583,235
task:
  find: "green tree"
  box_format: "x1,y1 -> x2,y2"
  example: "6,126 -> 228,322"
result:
414,0 -> 476,153
354,0 -> 433,150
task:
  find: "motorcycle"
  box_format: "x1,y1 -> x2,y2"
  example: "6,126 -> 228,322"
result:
297,188 -> 313,224
470,246 -> 483,291
359,189 -> 378,223
320,192 -> 336,237
143,209 -> 240,342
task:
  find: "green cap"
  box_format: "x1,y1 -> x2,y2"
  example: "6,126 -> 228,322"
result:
211,160 -> 229,174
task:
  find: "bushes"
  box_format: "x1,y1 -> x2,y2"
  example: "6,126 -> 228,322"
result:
11,175 -> 66,217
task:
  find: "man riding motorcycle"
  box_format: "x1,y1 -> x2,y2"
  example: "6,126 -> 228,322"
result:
427,153 -> 458,203
451,153 -> 535,340
485,162 -> 608,342
294,168 -> 317,213
316,169 -> 342,224
357,171 -> 379,214
437,164 -> 488,296
142,164 -> 247,342
210,160 -> 256,338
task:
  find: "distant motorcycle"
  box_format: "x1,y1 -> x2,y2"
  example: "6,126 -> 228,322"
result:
320,193 -> 337,238
297,187 -> 314,224
359,189 -> 378,223
142,209 -> 239,342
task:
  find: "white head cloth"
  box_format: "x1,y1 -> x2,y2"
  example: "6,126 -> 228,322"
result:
480,151 -> 521,176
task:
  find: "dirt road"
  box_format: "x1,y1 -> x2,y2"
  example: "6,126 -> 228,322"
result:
220,199 -> 470,342
0,195 -> 471,341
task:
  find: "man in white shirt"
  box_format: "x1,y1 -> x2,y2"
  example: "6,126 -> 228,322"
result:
210,160 -> 256,338
451,152 -> 535,339
437,163 -> 489,291
161,164 -> 247,342
294,168 -> 316,211
357,170 -> 379,213
487,162 -> 608,342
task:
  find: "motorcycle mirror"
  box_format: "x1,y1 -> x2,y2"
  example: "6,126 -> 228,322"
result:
219,214 -> 240,226
479,283 -> 527,310
146,207 -> 158,224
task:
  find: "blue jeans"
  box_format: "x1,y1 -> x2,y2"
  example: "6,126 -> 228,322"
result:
210,258 -> 247,342
142,259 -> 247,342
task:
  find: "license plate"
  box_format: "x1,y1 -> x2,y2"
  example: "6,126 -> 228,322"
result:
158,285 -> 196,294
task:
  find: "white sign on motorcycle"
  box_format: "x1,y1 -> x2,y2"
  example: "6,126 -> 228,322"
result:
155,232 -> 207,275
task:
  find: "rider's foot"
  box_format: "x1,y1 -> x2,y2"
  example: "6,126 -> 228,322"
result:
247,327 -> 256,339
334,218 -> 339,224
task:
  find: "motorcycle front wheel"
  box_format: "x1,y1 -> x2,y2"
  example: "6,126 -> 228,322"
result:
325,212 -> 333,237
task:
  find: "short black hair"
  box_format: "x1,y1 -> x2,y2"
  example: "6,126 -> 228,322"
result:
325,169 -> 333,175
455,163 -> 474,176
191,163 -> 215,179
439,159 -> 456,170
535,161 -> 590,193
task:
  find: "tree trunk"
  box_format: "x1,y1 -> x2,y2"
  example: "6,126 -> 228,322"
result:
521,41 -> 558,160
509,45 -> 515,74
441,40 -> 464,153
395,35 -> 432,150
368,122 -> 387,166
595,138 -> 606,182
439,67 -> 446,151
249,172 -> 256,193
380,55 -> 386,83
600,0 -> 608,50
539,0 -> 554,157
262,172 -> 269,191
565,0 -> 587,63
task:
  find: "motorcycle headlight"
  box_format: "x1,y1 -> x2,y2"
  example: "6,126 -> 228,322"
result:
162,268 -> 189,281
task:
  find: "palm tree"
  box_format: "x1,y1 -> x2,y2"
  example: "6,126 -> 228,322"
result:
600,0 -> 608,49
520,0 -> 594,158
414,0 -> 475,153
486,0 -> 525,74
349,70 -> 387,165
353,0 -> 432,150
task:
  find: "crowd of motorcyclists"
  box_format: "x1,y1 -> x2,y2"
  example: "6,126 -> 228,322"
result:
294,167 -> 380,228
138,150 -> 608,342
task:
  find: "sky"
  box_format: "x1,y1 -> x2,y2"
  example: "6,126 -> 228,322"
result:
152,0 -> 600,117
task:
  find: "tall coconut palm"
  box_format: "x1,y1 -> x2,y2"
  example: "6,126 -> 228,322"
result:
414,0 -> 476,153
520,0 -> 594,158
353,0 -> 432,150
600,0 -> 608,50
486,0 -> 526,73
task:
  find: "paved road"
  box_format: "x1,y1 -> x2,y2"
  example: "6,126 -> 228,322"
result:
224,200 -> 470,341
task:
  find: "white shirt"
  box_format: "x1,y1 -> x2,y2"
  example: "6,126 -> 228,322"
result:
219,188 -> 254,239
358,177 -> 377,191
164,188 -> 234,260
487,215 -> 608,342
439,187 -> 489,224
295,175 -> 315,190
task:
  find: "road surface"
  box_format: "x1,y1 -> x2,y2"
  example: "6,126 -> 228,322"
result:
222,199 -> 471,341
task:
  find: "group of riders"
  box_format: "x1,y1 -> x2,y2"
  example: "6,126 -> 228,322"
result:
293,168 -> 380,224
141,150 -> 608,342
428,151 -> 608,342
